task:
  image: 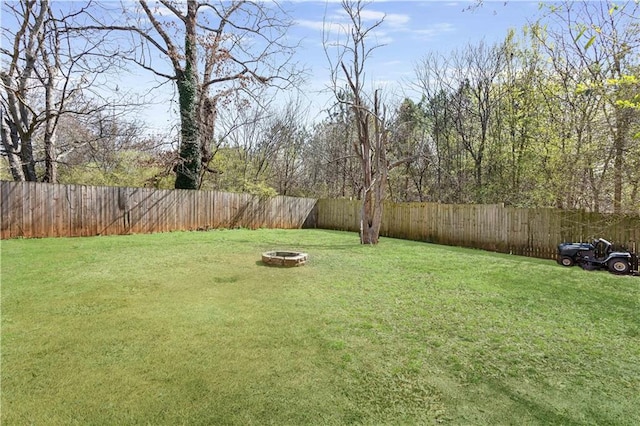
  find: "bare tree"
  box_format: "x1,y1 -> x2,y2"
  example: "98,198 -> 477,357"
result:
210,96 -> 273,193
1,0 -> 134,183
1,0 -> 51,181
413,54 -> 467,203
387,98 -> 435,203
310,98 -> 362,199
447,42 -> 507,200
92,0 -> 300,189
264,98 -> 309,196
325,0 -> 412,244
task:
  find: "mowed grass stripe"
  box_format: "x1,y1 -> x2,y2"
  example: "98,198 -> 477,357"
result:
1,229 -> 638,425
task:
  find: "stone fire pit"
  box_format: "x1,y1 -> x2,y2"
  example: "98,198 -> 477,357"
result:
261,251 -> 308,267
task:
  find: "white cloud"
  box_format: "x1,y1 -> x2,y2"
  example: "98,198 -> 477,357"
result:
295,8 -> 410,32
296,19 -> 329,31
360,10 -> 410,27
380,60 -> 405,67
359,9 -> 387,22
386,13 -> 411,27
371,30 -> 394,45
296,18 -> 354,35
410,23 -> 456,40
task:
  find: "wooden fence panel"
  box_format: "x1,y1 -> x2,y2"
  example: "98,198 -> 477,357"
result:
0,182 -> 317,239
316,198 -> 360,233
2,181 -> 637,261
316,198 -> 639,259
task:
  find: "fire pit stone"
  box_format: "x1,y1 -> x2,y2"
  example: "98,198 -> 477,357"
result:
261,251 -> 308,267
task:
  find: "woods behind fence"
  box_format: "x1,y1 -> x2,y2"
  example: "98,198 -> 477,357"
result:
2,181 -> 639,260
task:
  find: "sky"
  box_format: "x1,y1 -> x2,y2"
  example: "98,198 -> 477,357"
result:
140,0 -> 547,133
1,0 -> 550,134
118,1 -> 549,134
282,0 -> 545,121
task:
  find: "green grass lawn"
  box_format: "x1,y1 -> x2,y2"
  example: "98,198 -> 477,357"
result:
1,229 -> 639,425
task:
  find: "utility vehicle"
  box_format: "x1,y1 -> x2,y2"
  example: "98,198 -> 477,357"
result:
557,238 -> 638,275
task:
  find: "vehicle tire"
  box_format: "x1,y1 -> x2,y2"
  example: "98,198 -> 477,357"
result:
559,256 -> 575,267
608,258 -> 630,275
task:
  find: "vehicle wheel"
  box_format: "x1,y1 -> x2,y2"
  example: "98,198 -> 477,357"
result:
559,256 -> 575,267
608,258 -> 630,275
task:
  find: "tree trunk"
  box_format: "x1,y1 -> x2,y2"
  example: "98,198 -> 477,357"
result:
174,1 -> 201,190
612,105 -> 629,214
359,92 -> 389,244
1,74 -> 37,181
43,130 -> 57,183
20,133 -> 37,181
613,133 -> 624,214
360,190 -> 378,244
0,119 -> 25,181
175,73 -> 200,189
43,74 -> 58,183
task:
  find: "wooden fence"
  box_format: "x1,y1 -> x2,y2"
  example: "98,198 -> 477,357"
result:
0,181 -> 317,239
316,199 -> 640,259
2,182 -> 638,260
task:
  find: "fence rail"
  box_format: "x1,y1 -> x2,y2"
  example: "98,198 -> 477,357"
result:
2,182 -> 638,260
316,199 -> 640,259
0,181 -> 317,239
